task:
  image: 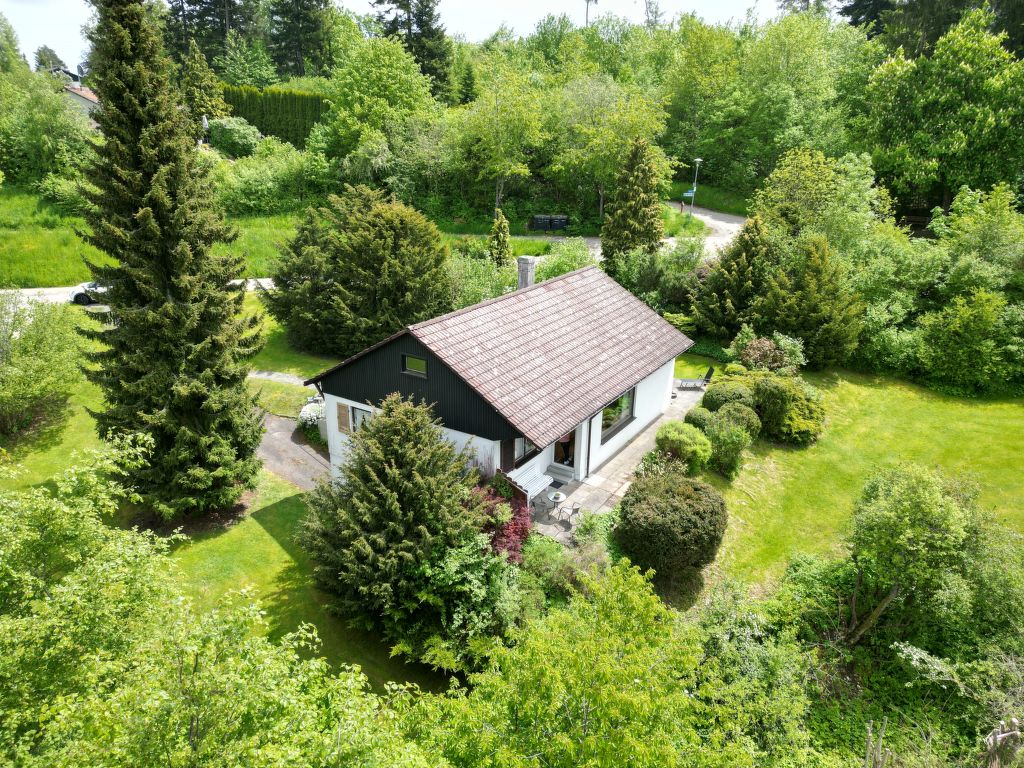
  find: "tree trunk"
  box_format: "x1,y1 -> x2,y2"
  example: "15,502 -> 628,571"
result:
598,187 -> 605,220
495,177 -> 505,217
846,584 -> 901,646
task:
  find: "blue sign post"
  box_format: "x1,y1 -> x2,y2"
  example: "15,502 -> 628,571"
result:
682,189 -> 695,199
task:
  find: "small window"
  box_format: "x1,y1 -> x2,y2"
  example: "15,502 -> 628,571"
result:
402,354 -> 427,377
514,436 -> 538,463
600,388 -> 635,443
351,406 -> 372,431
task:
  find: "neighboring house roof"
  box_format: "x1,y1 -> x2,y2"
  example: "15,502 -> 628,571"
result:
308,266 -> 693,447
64,84 -> 99,105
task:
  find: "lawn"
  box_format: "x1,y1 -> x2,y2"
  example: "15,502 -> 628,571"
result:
171,471 -> 443,690
215,213 -> 298,278
715,370 -> 1024,583
245,293 -> 340,379
674,353 -> 718,379
662,202 -> 710,237
0,186 -> 112,288
247,378 -> 313,418
668,181 -> 751,216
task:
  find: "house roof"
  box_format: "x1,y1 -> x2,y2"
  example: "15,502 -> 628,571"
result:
308,266 -> 692,447
64,84 -> 99,104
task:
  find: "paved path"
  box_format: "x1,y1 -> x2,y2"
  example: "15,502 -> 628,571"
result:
4,277 -> 275,306
689,205 -> 745,256
258,413 -> 330,491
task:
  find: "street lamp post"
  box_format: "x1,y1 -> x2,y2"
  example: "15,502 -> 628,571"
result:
688,157 -> 703,220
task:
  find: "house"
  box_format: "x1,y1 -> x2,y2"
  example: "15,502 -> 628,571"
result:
305,258 -> 693,501
47,66 -> 100,121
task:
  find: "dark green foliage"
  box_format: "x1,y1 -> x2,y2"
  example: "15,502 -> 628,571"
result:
838,0 -> 894,34
755,236 -> 863,369
82,0 -> 263,519
654,420 -> 712,473
165,0 -> 268,63
300,395 -> 514,669
688,338 -> 731,362
33,45 -> 65,71
488,208 -> 511,266
751,373 -> 825,445
181,38 -> 229,130
208,116 -> 262,157
221,84 -> 325,148
601,137 -> 664,279
617,469 -> 728,573
268,0 -> 331,77
684,405 -> 714,432
265,184 -> 453,357
717,401 -> 761,439
693,216 -> 780,338
374,0 -> 453,99
705,415 -> 752,478
702,381 -> 755,412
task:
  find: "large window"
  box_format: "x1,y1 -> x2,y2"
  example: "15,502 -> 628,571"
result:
402,354 -> 427,377
514,436 -> 538,465
351,406 -> 372,431
600,388 -> 635,443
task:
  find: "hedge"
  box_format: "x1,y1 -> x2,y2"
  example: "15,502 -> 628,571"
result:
221,84 -> 326,149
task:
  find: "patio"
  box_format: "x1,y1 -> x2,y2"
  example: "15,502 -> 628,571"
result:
530,384 -> 704,544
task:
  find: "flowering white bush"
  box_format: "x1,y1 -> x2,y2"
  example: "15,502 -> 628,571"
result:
298,400 -> 324,427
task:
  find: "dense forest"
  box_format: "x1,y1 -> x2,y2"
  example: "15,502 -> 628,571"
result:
2,0 -> 1024,766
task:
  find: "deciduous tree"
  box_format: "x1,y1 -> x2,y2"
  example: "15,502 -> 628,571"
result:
33,45 -> 65,71
82,0 -> 263,519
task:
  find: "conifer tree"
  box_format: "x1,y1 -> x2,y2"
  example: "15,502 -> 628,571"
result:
181,38 -> 229,131
755,235 -> 863,368
33,45 -> 65,71
601,137 -> 664,280
692,216 -> 780,339
458,59 -> 477,104
267,0 -> 329,76
82,0 -> 263,519
488,208 -> 512,267
214,29 -> 278,88
373,0 -> 453,99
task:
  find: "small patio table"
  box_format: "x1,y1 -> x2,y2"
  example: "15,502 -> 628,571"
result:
547,490 -> 566,517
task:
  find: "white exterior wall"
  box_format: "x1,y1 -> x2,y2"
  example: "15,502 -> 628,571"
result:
323,393 -> 500,477
507,442 -> 556,487
585,358 -> 675,475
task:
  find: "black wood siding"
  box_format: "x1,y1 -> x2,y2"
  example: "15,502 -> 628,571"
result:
319,333 -> 520,442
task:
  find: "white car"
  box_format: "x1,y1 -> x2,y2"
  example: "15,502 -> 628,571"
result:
69,281 -> 107,305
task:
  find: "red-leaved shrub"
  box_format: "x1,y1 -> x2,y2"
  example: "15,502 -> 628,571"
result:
475,486 -> 532,563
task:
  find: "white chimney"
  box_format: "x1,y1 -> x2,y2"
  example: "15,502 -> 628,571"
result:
517,256 -> 537,290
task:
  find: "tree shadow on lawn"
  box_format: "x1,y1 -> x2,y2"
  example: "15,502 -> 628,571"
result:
248,493 -> 447,692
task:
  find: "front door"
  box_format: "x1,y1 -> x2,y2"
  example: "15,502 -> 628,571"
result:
553,430 -> 575,468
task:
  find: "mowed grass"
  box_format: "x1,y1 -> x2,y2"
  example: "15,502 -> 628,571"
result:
245,293 -> 340,379
668,181 -> 751,216
662,202 -> 709,237
247,378 -> 313,418
216,213 -> 298,278
0,187 -> 112,288
715,370 -> 1024,583
674,353 -> 718,379
171,471 -> 443,690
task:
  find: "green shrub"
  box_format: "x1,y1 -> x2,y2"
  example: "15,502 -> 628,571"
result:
724,362 -> 747,376
616,468 -> 728,573
705,416 -> 752,478
536,238 -> 597,282
702,381 -> 755,412
635,449 -> 678,479
654,421 -> 712,473
221,84 -> 326,149
520,534 -> 574,602
716,401 -> 761,439
213,137 -> 327,215
689,338 -> 732,362
684,406 -> 713,432
208,116 -> 262,158
752,373 -> 825,445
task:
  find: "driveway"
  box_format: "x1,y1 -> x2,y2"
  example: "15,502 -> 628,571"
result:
689,205 -> 745,256
3,277 -> 274,306
258,413 -> 330,491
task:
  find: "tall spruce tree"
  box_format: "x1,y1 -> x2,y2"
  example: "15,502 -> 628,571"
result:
82,0 -> 263,519
692,216 -> 779,339
181,38 -> 229,130
754,236 -> 863,368
601,137 -> 664,280
268,0 -> 329,76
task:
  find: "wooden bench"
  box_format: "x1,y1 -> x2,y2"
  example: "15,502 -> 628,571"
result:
510,461 -> 554,502
679,366 -> 715,390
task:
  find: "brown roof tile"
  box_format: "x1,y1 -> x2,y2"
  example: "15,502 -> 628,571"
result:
408,266 -> 692,446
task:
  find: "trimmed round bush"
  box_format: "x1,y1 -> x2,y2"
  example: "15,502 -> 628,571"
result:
616,468 -> 728,573
706,416 -> 752,478
724,362 -> 748,376
716,401 -> 761,439
752,373 -> 825,445
684,405 -> 713,432
208,116 -> 262,158
702,381 -> 755,412
654,420 -> 712,474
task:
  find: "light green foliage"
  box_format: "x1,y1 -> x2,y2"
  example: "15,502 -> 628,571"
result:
83,0 -> 263,519
601,137 -> 665,277
309,37 -> 435,169
266,185 -> 452,357
213,136 -> 327,215
181,38 -> 229,129
0,297 -> 82,435
866,9 -> 1024,208
705,414 -> 752,478
301,395 -> 513,670
0,13 -> 23,74
535,238 -> 597,282
208,115 -> 262,157
654,420 -> 712,473
702,381 -> 755,412
750,371 -> 826,445
487,208 -> 511,266
448,251 -> 517,309
717,401 -> 762,439
214,28 -> 279,88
